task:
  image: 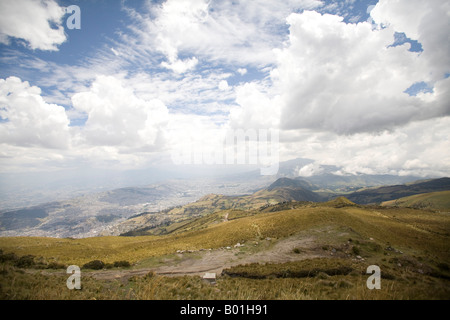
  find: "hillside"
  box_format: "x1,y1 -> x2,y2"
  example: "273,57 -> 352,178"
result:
346,177 -> 450,204
1,201 -> 449,300
382,191 -> 450,211
0,178 -> 268,238
111,178 -> 323,236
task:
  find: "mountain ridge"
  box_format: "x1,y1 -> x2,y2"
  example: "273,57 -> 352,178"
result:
345,177 -> 450,204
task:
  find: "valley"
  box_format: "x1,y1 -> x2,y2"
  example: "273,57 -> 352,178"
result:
1,172 -> 449,300
1,186 -> 449,300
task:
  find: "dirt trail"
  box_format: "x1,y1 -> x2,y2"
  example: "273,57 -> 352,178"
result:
87,235 -> 327,281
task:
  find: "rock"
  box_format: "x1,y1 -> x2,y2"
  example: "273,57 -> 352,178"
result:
356,255 -> 362,259
266,237 -> 271,241
202,273 -> 217,285
226,246 -> 231,250
331,248 -> 337,253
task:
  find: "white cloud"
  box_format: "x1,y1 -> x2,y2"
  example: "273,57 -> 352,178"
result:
297,162 -> 324,177
229,82 -> 281,130
371,0 -> 450,82
218,80 -> 229,91
0,0 -> 448,179
161,57 -> 199,74
237,68 -> 247,76
281,116 -> 450,178
274,8 -> 449,134
0,0 -> 66,51
125,0 -> 322,68
0,76 -> 70,149
71,75 -> 169,151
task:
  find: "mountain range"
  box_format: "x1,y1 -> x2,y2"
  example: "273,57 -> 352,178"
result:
0,158 -> 447,239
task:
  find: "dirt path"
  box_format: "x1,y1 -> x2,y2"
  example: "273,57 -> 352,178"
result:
86,234 -> 327,281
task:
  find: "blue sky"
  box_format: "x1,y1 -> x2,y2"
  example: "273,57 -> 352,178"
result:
0,0 -> 449,186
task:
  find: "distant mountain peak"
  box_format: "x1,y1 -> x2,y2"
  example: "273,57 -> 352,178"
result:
267,177 -> 312,191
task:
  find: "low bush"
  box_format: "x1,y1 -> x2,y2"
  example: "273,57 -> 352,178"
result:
15,255 -> 35,268
113,260 -> 131,268
82,260 -> 105,270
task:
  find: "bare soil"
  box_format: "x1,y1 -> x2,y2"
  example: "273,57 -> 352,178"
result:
85,234 -> 329,282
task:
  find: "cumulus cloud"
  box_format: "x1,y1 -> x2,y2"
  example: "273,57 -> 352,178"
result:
161,57 -> 199,74
218,80 -> 229,91
0,76 -> 71,149
237,68 -> 247,76
229,82 -> 281,130
0,0 -> 66,51
371,0 -> 450,82
275,6 -> 449,134
281,116 -> 450,178
297,162 -> 324,177
71,76 -> 169,151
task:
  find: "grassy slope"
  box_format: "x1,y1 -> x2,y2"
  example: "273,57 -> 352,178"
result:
120,185 -> 323,235
382,191 -> 450,211
1,201 -> 450,300
0,205 -> 449,266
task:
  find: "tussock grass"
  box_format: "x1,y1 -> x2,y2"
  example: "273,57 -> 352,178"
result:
2,264 -> 448,300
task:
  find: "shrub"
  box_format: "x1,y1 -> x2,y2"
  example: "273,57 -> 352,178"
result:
82,260 -> 105,270
113,260 -> 131,268
0,252 -> 18,263
437,263 -> 449,271
46,261 -> 66,269
15,255 -> 35,268
352,246 -> 360,255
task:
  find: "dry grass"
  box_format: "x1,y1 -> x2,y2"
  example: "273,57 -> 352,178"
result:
0,206 -> 449,266
1,204 -> 449,300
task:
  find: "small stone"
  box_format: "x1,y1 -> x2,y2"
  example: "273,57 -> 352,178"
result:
356,255 -> 362,259
398,263 -> 402,267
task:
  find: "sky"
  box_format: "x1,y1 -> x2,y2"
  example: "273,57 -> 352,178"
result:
0,0 -> 449,186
